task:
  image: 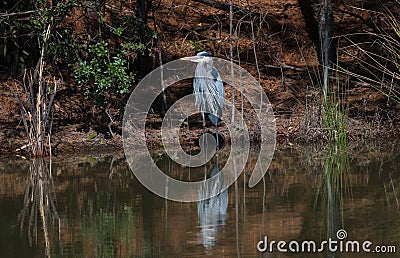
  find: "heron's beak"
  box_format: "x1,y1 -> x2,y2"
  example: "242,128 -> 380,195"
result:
180,56 -> 203,62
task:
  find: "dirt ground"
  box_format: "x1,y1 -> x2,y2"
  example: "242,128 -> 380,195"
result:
0,0 -> 399,156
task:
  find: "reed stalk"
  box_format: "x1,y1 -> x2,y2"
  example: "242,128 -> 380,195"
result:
15,24 -> 58,157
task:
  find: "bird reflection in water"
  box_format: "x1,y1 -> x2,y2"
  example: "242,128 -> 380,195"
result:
197,164 -> 228,249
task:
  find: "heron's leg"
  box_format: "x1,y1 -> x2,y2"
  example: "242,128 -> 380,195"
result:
201,112 -> 207,180
201,112 -> 206,143
216,148 -> 219,166
215,124 -> 219,151
201,112 -> 207,152
201,112 -> 206,129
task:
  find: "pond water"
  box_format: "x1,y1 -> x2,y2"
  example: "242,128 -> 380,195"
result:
0,142 -> 399,257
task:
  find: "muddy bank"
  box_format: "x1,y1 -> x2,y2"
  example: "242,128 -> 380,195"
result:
1,110 -> 398,157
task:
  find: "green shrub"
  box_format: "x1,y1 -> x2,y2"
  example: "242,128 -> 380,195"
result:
74,41 -> 136,105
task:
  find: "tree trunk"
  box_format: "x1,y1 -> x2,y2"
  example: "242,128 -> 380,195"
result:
135,0 -> 152,76
298,0 -> 320,62
318,0 -> 334,101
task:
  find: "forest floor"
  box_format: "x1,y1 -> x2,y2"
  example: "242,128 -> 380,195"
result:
0,0 -> 399,156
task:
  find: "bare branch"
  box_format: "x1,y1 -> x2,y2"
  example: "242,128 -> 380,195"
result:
0,10 -> 37,18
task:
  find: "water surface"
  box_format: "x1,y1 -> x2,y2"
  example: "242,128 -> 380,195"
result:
0,143 -> 399,257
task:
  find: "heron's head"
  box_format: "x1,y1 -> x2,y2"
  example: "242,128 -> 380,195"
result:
180,51 -> 212,63
196,51 -> 211,57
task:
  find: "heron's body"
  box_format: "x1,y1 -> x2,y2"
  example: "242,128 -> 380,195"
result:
193,56 -> 225,126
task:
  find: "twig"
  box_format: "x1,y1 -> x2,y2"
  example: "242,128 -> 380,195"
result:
152,3 -> 168,114
105,109 -> 115,138
250,17 -> 263,116
265,63 -> 307,72
229,0 -> 235,123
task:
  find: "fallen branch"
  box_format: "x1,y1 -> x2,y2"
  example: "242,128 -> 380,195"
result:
190,0 -> 244,13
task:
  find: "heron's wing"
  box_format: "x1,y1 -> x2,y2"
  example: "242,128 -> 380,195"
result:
207,70 -> 225,125
194,66 -> 225,119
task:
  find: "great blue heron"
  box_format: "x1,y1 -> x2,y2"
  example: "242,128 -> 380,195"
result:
181,52 -> 225,148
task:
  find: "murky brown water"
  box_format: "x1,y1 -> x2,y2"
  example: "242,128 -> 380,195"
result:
0,142 -> 399,257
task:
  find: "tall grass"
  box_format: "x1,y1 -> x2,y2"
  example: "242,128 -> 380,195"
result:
15,25 -> 58,157
337,2 -> 400,104
322,72 -> 348,145
299,53 -> 349,143
295,33 -> 348,143
303,1 -> 400,142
